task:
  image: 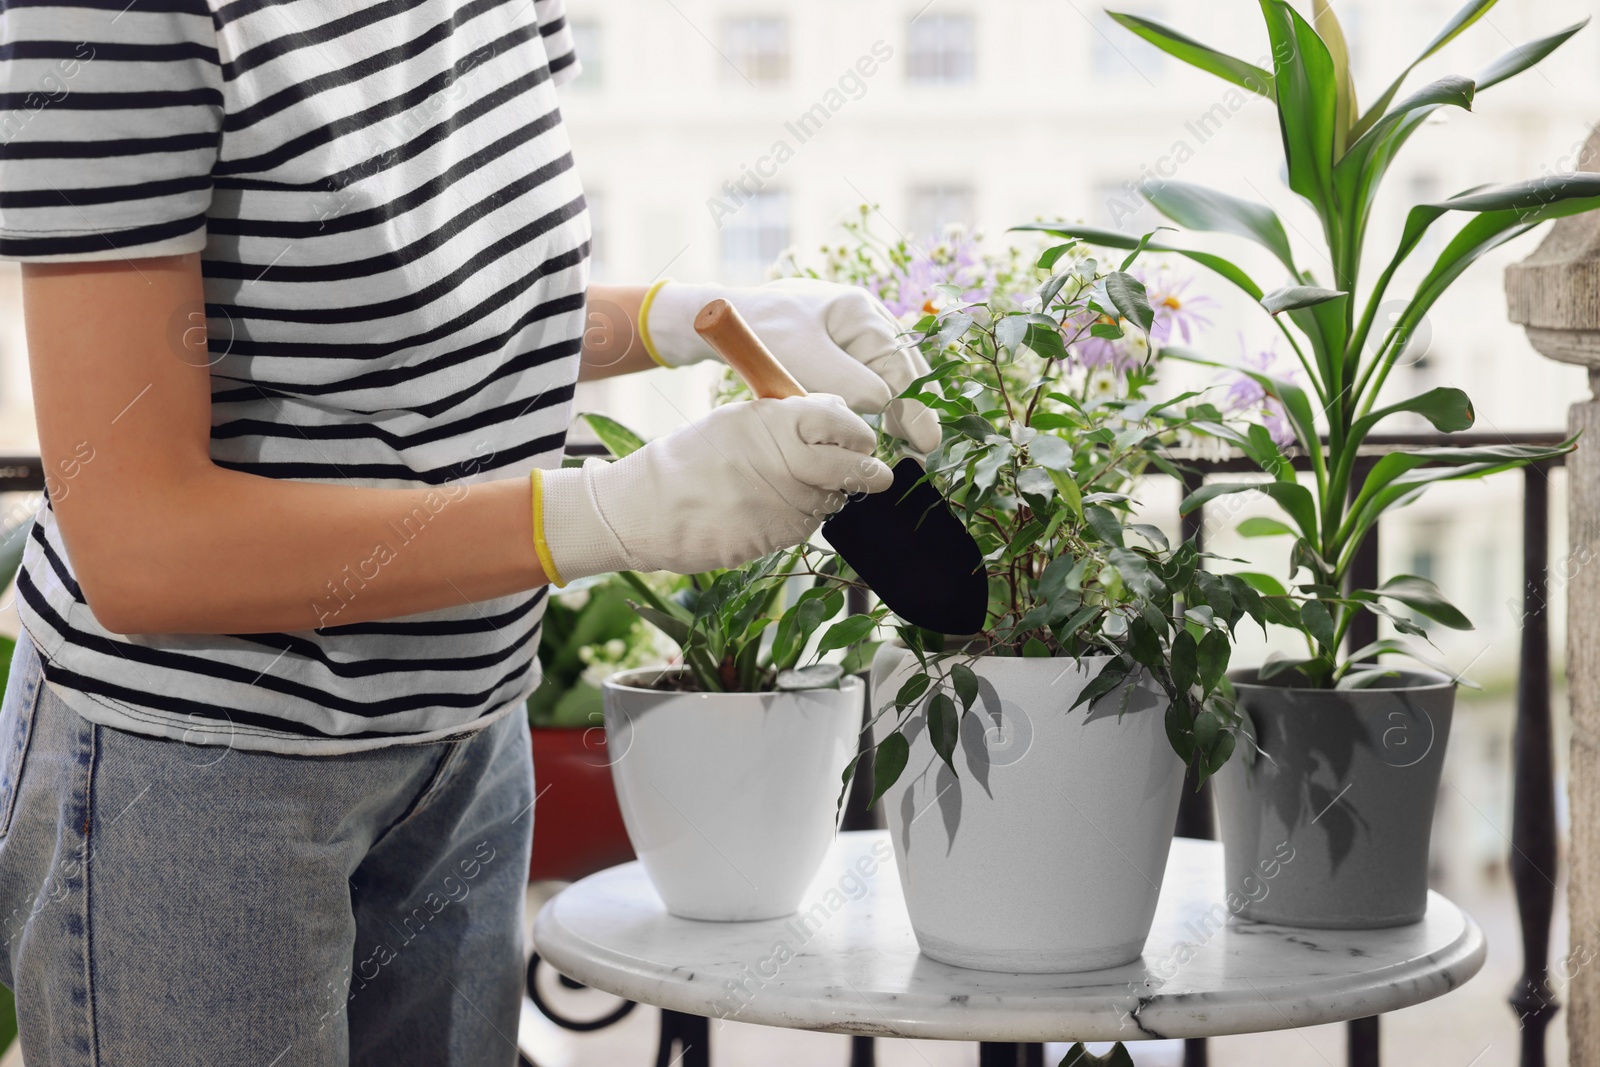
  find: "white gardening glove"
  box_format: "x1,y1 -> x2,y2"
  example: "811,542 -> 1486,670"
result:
643,278 -> 942,454
533,394 -> 894,583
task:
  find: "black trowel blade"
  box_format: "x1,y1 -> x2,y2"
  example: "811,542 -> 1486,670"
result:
821,458 -> 988,636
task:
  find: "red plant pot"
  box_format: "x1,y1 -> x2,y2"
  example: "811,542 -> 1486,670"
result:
528,725 -> 635,882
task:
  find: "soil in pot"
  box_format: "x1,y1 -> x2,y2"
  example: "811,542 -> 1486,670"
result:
871,645 -> 1185,973
1211,668 -> 1455,929
602,668 -> 862,921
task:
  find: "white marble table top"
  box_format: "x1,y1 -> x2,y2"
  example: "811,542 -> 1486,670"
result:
533,831 -> 1486,1043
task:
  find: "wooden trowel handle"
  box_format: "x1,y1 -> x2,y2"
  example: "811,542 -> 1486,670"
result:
694,299 -> 808,400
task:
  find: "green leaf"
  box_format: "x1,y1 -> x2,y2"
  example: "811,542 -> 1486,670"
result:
1046,469 -> 1083,520
1058,1041 -> 1137,1067
815,614 -> 878,657
1234,571 -> 1289,597
1180,481 -> 1318,543
1373,574 -> 1474,630
1349,0 -> 1500,142
1354,387 -> 1474,441
635,605 -> 692,651
1106,12 -> 1273,96
950,663 -> 979,711
1475,19 -> 1588,93
1073,662 -> 1130,710
579,412 -> 647,458
870,733 -> 910,809
1300,600 -> 1336,651
928,692 -> 959,773
1261,285 -> 1346,315
1343,439 -> 1578,551
1105,271 -> 1155,335
1260,0 -> 1339,219
1198,628 -> 1230,692
895,673 -> 932,711
1022,637 -> 1052,658
1085,505 -> 1126,548
1313,0 -> 1358,157
1140,180 -> 1297,274
1171,630 -> 1197,695
1238,516 -> 1298,538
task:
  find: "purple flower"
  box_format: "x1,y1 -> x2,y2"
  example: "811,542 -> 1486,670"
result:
1143,268 -> 1216,347
1222,341 -> 1297,447
877,232 -> 992,318
1065,264 -> 1214,374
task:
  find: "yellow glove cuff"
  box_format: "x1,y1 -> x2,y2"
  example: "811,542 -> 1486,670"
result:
637,278 -> 673,368
528,468 -> 567,588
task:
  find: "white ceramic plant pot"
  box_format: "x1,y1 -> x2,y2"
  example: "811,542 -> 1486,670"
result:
871,645 -> 1184,972
601,668 -> 863,921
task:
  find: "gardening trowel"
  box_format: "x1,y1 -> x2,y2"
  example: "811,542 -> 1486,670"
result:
694,299 -> 988,636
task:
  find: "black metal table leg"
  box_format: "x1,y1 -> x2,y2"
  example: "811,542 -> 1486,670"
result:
978,1042 -> 1045,1067
849,1033 -> 877,1067
655,1010 -> 711,1067
1182,1036 -> 1208,1066
1348,1015 -> 1380,1067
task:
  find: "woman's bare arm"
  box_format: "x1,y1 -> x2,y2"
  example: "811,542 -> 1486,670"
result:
21,252 -> 550,636
578,284 -> 659,381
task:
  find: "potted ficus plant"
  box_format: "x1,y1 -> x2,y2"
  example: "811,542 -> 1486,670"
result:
1027,0 -> 1599,928
844,235 -> 1284,975
584,417 -> 881,922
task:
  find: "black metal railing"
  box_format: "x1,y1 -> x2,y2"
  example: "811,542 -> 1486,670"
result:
0,430 -> 1556,1067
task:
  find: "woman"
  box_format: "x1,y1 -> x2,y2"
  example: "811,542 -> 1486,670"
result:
0,1 -> 936,1063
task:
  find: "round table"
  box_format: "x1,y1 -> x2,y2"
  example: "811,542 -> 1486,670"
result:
534,830 -> 1485,1049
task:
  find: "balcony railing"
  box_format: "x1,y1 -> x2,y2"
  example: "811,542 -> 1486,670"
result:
0,432 -> 1562,1067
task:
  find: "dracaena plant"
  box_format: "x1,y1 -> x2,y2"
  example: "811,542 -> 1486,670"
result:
577,414 -> 884,694
838,237 -> 1298,810
1027,0 -> 1597,689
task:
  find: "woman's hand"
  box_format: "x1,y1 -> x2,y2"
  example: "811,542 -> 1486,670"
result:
533,394 -> 893,583
642,278 -> 942,454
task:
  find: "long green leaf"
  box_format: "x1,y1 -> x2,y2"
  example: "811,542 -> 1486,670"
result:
1260,0 -> 1340,222
1351,387 -> 1474,443
1355,175 -> 1600,394
1180,481 -> 1319,542
1476,19 -> 1589,92
1107,12 -> 1273,95
1372,574 -> 1474,630
1262,286 -> 1345,315
1349,0 -> 1501,141
870,733 -> 910,809
1341,440 -> 1577,552
1313,0 -> 1358,157
1011,223 -> 1265,301
579,412 -> 647,458
1139,181 -> 1297,273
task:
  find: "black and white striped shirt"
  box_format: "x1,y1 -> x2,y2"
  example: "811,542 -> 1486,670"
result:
0,0 -> 587,752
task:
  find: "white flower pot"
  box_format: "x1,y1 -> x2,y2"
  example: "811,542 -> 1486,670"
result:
601,668 -> 863,921
871,645 -> 1184,972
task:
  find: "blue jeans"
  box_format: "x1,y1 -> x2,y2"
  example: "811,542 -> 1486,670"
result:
0,624 -> 534,1067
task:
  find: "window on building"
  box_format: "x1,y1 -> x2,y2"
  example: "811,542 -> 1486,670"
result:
720,189 -> 790,284
907,184 -> 976,242
570,20 -> 601,88
721,16 -> 790,85
1092,7 -> 1163,80
907,14 -> 975,85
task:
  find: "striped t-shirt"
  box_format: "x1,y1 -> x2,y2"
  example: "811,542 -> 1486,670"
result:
0,0 -> 588,753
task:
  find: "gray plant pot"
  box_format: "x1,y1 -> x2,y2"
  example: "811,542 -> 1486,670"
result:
1210,668 -> 1455,929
